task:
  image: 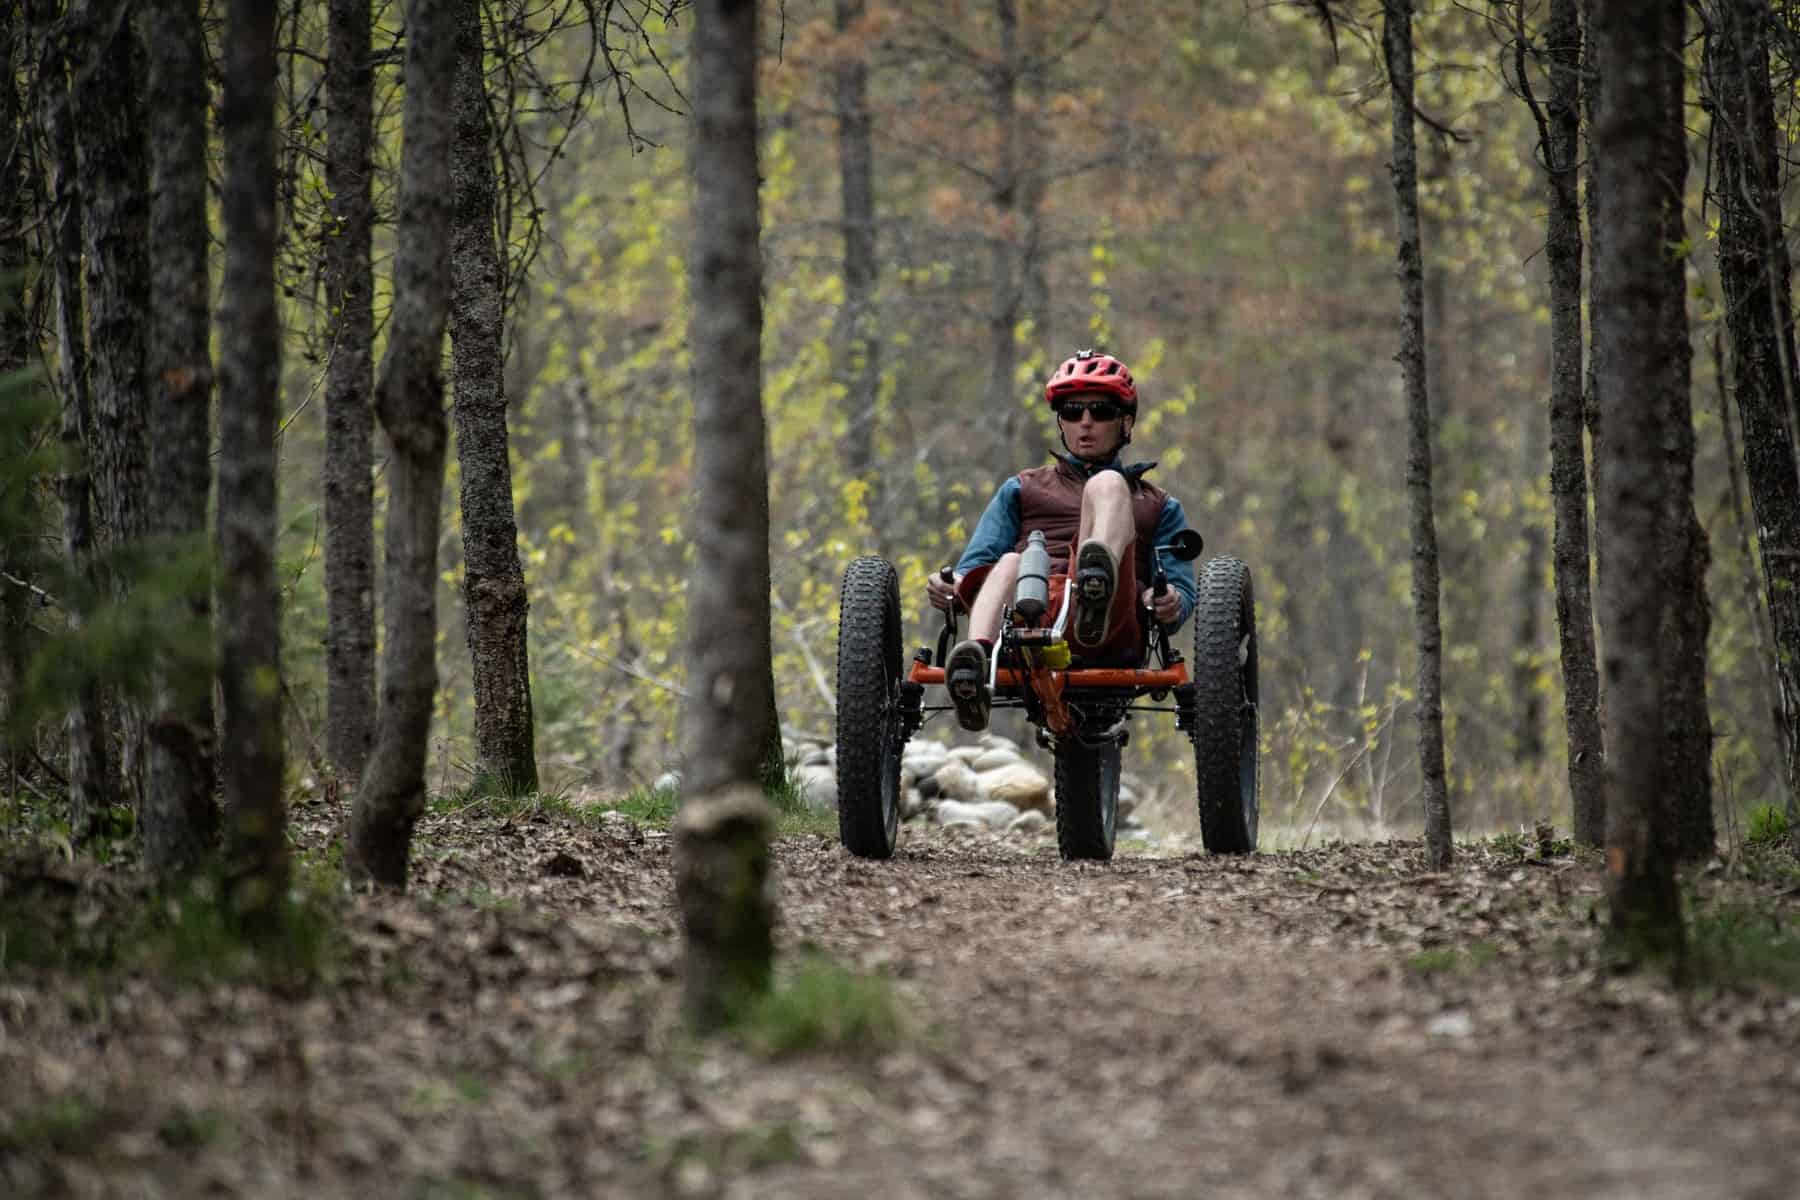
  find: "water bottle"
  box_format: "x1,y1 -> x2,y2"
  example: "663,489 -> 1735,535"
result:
1015,529 -> 1051,621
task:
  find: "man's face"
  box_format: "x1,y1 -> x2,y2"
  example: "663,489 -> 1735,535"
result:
1055,391 -> 1133,461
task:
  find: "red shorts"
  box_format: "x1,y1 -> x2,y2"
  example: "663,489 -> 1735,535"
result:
956,539 -> 1142,662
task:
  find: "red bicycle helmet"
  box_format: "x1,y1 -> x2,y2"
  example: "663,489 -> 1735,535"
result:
1044,349 -> 1138,410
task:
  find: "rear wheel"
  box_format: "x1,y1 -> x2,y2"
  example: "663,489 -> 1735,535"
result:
1191,556 -> 1259,853
1055,736 -> 1120,861
835,557 -> 903,858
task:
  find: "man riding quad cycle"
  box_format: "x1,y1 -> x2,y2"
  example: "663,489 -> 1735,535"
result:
835,350 -> 1260,862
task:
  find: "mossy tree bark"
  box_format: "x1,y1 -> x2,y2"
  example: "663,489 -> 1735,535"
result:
1591,0 -> 1686,956
450,0 -> 537,797
217,0 -> 289,922
72,0 -> 151,814
324,0 -> 378,793
1382,0 -> 1453,870
350,0 -> 456,890
28,0 -> 111,840
1541,0 -> 1606,846
1705,0 -> 1800,843
139,0 -> 218,877
678,0 -> 778,1026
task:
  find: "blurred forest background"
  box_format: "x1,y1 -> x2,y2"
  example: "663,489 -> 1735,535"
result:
8,0 -> 1790,842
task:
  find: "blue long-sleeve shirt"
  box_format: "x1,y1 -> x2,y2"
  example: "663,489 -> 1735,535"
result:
954,460 -> 1198,629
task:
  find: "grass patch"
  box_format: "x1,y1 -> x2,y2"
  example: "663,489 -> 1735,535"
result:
429,772 -> 836,839
1687,904 -> 1800,991
0,1095 -> 106,1154
1406,940 -> 1500,975
0,858 -> 342,987
731,953 -> 909,1058
1746,803 -> 1791,847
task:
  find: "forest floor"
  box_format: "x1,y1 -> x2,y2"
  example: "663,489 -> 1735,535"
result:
4,791 -> 1800,1199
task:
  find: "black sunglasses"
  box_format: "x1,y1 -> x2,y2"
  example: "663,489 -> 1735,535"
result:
1056,399 -> 1124,422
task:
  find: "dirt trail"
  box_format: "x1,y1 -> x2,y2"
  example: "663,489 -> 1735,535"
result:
4,813 -> 1798,1198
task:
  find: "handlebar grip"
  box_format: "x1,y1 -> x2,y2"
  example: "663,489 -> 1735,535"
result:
1152,569 -> 1168,597
940,566 -> 954,583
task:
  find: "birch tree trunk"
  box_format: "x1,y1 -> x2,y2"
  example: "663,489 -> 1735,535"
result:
217,0 -> 288,921
139,0 -> 218,876
1383,0 -> 1453,869
324,0 -> 378,791
349,0 -> 456,890
1543,0 -> 1606,846
29,0 -> 110,838
450,0 -> 537,796
834,0 -> 879,486
72,0 -> 151,813
678,0 -> 776,1027
1706,0 -> 1800,838
1591,0 -> 1685,956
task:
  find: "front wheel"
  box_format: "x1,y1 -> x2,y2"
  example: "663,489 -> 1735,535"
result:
1054,736 -> 1120,861
1191,556 -> 1259,853
836,556 -> 904,858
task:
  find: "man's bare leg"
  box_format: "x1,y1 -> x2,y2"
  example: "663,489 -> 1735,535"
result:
1077,470 -> 1134,567
966,552 -> 1021,643
1073,472 -> 1132,648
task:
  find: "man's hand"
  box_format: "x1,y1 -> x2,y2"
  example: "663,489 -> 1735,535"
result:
928,570 -> 960,613
1142,585 -> 1181,626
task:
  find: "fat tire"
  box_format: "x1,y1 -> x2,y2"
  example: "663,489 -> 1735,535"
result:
1055,737 -> 1120,861
835,556 -> 903,858
1192,556 -> 1259,853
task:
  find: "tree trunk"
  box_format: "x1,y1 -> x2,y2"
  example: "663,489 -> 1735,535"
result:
324,0 -> 378,792
1383,0 -> 1453,869
450,0 -> 537,796
1513,393 -> 1547,767
138,0 -> 217,876
834,0 -> 879,486
30,0 -> 110,839
72,0 -> 151,813
1,6 -> 31,796
1652,9 -> 1712,864
987,0 -> 1022,462
217,0 -> 288,921
680,0 -> 778,1025
1591,0 -> 1685,956
1544,0 -> 1605,845
1706,0 -> 1800,839
349,0 -> 456,890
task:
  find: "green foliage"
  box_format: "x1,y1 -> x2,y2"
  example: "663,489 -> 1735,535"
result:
729,952 -> 909,1059
1687,904 -> 1800,992
1745,803 -> 1791,847
0,1095 -> 104,1155
1406,941 -> 1500,975
0,858 -> 342,987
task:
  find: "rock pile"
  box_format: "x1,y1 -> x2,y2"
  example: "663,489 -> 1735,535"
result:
780,733 -> 1151,842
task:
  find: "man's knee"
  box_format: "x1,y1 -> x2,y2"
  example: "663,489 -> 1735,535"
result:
1082,470 -> 1129,504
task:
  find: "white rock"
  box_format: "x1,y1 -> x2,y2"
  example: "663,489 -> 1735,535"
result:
900,788 -> 926,821
948,745 -> 986,765
903,740 -> 951,770
971,747 -> 1023,772
978,733 -> 1020,754
1426,1011 -> 1474,1039
934,799 -> 1021,829
933,760 -> 985,803
652,770 -> 681,793
1007,809 -> 1050,836
801,747 -> 831,768
978,761 -> 1052,813
796,764 -> 837,812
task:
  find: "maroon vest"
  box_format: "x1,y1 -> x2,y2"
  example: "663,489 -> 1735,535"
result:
1014,461 -> 1168,584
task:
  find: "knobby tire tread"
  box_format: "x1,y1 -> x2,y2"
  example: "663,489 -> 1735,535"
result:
1193,556 -> 1258,853
1055,739 -> 1118,861
836,556 -> 902,858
